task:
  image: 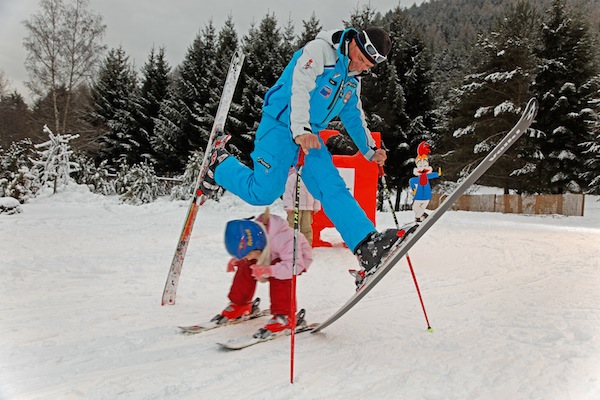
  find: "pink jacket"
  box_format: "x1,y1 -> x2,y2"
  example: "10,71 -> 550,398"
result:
265,214 -> 312,280
282,168 -> 321,212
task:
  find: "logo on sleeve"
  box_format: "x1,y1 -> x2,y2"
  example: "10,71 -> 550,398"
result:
303,59 -> 314,69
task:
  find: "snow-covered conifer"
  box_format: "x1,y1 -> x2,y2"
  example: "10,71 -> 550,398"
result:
118,163 -> 160,205
30,125 -> 79,193
170,150 -> 204,201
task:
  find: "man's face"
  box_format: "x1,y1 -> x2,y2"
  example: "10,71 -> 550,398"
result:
348,39 -> 375,72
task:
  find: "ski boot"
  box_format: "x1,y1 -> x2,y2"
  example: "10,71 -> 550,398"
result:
253,315 -> 290,339
352,224 -> 418,290
210,298 -> 260,325
354,229 -> 405,272
252,309 -> 307,339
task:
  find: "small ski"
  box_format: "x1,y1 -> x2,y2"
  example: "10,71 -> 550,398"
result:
162,51 -> 245,306
179,310 -> 271,334
218,309 -> 317,350
179,298 -> 265,334
312,98 -> 539,333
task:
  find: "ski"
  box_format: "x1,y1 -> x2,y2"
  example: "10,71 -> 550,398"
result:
218,309 -> 317,350
311,97 -> 539,333
178,297 -> 268,333
179,310 -> 271,334
162,51 -> 245,306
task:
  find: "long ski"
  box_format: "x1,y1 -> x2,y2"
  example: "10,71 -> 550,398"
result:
312,97 -> 539,333
162,51 -> 245,306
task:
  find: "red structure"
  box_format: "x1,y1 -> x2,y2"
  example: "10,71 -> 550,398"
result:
312,130 -> 381,247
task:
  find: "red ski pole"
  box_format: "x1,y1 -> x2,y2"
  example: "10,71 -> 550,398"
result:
290,151 -> 305,383
379,166 -> 432,332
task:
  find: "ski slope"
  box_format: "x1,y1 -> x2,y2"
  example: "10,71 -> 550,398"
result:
1,186 -> 599,399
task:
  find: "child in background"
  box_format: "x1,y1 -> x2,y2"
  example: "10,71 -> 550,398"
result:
210,209 -> 312,337
283,167 -> 321,246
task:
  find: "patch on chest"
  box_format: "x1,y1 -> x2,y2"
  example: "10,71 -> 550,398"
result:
320,86 -> 333,98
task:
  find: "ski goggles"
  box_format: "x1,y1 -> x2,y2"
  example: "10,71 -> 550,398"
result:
356,31 -> 387,64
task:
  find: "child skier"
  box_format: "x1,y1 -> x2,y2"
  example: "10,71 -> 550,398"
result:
210,209 -> 312,337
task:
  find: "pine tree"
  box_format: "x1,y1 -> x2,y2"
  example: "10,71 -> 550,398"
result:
383,8 -> 435,200
0,92 -> 33,148
295,12 -> 323,49
579,74 -> 600,194
278,19 -> 294,59
234,13 -> 288,163
530,0 -> 599,193
118,162 -> 160,205
296,13 -> 322,49
0,138 -> 35,202
210,17 -> 247,162
89,47 -> 141,169
152,21 -> 228,173
342,6 -> 435,207
170,150 -> 204,201
139,47 -> 172,167
442,0 -> 540,193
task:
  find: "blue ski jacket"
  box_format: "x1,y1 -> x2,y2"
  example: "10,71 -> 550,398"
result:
262,28 -> 377,161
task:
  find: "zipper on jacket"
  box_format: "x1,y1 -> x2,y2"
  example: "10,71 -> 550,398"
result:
321,79 -> 345,124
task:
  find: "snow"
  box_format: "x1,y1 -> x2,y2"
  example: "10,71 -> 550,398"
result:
474,106 -> 492,119
484,69 -> 519,83
2,185 -> 600,400
452,124 -> 474,138
494,100 -> 516,117
0,196 -> 20,208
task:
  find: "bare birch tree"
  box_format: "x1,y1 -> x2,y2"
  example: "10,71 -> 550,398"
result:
23,0 -> 106,134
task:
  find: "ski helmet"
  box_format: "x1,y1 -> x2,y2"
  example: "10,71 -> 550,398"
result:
224,220 -> 267,258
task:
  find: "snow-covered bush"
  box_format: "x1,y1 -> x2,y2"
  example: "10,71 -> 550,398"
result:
0,166 -> 36,203
0,196 -> 21,215
117,163 -> 160,205
170,150 -> 204,201
0,139 -> 36,203
72,154 -> 116,195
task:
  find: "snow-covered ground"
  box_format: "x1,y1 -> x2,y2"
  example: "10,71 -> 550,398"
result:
1,186 -> 599,400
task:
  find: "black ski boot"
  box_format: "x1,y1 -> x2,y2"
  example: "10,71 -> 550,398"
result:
354,229 -> 403,271
352,224 -> 418,289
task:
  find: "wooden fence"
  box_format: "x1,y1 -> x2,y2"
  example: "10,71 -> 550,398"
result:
427,193 -> 585,216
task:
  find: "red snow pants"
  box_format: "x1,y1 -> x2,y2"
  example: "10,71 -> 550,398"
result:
228,258 -> 291,316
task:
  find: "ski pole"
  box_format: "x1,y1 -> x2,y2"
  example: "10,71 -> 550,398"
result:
378,166 -> 432,332
290,151 -> 305,384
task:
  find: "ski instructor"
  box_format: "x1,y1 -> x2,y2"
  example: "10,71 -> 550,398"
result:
202,27 -> 402,288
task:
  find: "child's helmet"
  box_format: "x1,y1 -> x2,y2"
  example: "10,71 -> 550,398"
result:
224,220 -> 267,258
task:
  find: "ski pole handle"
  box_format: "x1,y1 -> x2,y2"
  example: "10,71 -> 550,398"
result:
296,150 -> 305,169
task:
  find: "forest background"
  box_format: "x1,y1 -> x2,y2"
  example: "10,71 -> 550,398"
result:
0,0 -> 599,210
